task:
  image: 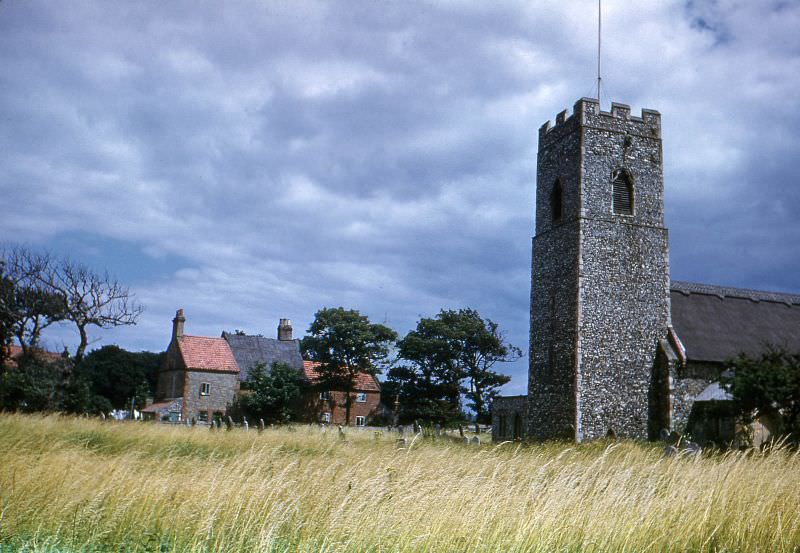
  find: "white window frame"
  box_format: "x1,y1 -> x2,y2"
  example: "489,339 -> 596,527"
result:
321,412 -> 331,423
355,416 -> 366,427
200,382 -> 211,396
355,392 -> 367,403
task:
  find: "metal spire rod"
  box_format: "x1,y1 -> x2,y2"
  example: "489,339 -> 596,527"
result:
597,0 -> 602,102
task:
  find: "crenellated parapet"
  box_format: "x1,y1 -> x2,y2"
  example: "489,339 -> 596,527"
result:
539,97 -> 661,145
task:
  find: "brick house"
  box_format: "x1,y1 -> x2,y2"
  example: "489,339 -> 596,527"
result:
148,310 -> 382,425
302,360 -> 382,426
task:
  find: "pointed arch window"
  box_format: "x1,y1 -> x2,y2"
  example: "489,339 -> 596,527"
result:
551,179 -> 563,222
612,169 -> 634,215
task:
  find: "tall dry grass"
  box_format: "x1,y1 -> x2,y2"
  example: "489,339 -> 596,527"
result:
0,414 -> 798,552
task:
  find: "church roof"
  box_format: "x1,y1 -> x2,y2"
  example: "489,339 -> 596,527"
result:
222,332 -> 304,381
670,281 -> 800,363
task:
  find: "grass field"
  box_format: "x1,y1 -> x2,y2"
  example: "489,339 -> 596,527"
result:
0,414 -> 798,552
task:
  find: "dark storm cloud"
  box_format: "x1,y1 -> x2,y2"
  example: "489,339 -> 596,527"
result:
1,1 -> 798,393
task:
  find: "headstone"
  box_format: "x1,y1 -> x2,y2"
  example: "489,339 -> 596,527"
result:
396,438 -> 407,448
226,416 -> 233,431
663,445 -> 678,457
243,418 -> 249,432
606,428 -> 616,440
374,431 -> 382,441
462,436 -> 470,445
434,423 -> 441,438
684,441 -> 702,456
413,420 -> 420,434
338,424 -> 345,440
398,426 -> 405,438
99,412 -> 106,421
659,428 -> 671,443
258,419 -> 265,433
470,436 -> 480,446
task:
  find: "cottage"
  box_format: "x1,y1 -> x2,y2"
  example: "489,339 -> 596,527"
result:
149,310 -> 382,425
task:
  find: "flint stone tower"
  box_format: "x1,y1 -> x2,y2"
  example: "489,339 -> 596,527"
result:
528,97 -> 670,441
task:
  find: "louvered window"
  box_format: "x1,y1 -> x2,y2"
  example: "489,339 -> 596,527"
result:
612,169 -> 633,215
551,179 -> 563,222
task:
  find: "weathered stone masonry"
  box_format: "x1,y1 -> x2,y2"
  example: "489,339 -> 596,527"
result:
528,98 -> 670,441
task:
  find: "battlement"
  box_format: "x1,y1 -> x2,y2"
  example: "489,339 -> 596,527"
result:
539,97 -> 661,141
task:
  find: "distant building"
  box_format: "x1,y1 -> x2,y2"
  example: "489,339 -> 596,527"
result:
146,310 -> 382,425
302,360 -> 381,426
492,98 -> 800,445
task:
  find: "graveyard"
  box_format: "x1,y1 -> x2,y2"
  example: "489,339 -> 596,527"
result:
1,413 -> 798,552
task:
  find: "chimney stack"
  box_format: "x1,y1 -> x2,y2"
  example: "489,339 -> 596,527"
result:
277,318 -> 293,341
172,309 -> 185,341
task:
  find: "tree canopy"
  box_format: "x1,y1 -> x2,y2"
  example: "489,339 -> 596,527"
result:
232,362 -> 305,424
302,307 -> 396,425
389,308 -> 518,428
722,347 -> 800,443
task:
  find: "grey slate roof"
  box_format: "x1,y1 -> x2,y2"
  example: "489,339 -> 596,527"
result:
221,332 -> 304,381
670,281 -> 800,363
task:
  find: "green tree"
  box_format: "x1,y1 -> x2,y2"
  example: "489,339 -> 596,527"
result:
73,345 -> 162,410
721,347 -> 800,443
390,315 -> 467,425
302,307 -> 397,426
0,351 -> 72,413
235,362 -> 304,424
394,309 -> 518,431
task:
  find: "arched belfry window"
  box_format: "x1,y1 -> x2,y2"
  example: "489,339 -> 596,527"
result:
551,179 -> 563,222
612,169 -> 634,215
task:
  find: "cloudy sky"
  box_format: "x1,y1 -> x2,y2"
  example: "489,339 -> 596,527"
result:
2,1 -> 798,394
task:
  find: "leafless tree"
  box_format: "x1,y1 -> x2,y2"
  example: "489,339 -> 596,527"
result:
45,257 -> 143,363
0,244 -> 62,359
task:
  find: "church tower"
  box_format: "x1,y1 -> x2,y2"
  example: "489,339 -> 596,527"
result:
528,98 -> 671,441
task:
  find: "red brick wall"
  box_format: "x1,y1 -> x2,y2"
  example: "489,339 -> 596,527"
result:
304,389 -> 381,426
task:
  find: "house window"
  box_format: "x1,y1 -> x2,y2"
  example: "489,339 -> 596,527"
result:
321,412 -> 331,423
356,392 -> 367,403
551,178 -> 563,222
199,382 -> 211,396
355,416 -> 366,427
319,391 -> 330,401
612,169 -> 634,215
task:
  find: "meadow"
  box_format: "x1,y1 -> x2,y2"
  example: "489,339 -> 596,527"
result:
0,414 -> 798,552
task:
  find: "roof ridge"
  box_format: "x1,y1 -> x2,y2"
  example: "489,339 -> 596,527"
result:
671,280 -> 800,306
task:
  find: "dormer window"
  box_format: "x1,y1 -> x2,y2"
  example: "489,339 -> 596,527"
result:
612,169 -> 634,215
551,179 -> 563,222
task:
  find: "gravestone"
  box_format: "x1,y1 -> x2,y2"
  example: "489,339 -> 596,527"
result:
462,436 -> 470,445
396,438 -> 407,448
470,436 -> 481,446
243,417 -> 249,432
663,445 -> 678,457
434,424 -> 441,438
258,419 -> 265,433
226,416 -> 233,431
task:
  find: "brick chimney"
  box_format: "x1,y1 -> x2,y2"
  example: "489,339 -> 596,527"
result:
277,318 -> 293,341
172,309 -> 185,341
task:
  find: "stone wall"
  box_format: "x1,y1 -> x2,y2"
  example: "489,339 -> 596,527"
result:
182,370 -> 239,422
492,395 -> 527,441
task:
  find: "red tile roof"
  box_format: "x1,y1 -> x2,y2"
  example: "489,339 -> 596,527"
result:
178,335 -> 239,373
3,344 -> 63,367
303,360 -> 380,392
